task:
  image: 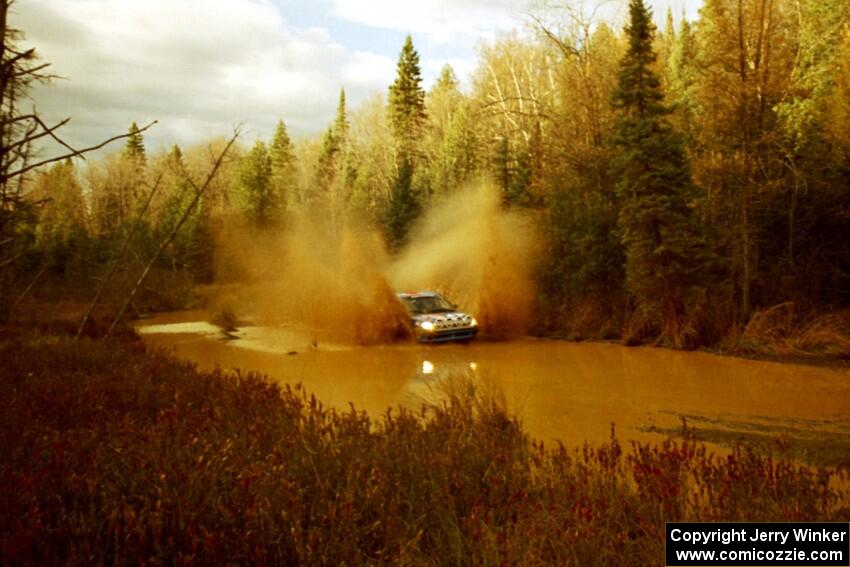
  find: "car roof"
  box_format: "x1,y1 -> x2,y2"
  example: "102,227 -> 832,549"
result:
397,291 -> 439,299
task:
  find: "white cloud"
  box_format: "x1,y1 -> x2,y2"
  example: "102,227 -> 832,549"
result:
343,51 -> 396,86
327,0 -> 702,46
329,0 -> 522,44
12,0 -> 398,152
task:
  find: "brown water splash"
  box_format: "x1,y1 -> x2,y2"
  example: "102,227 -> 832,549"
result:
214,182 -> 538,344
215,217 -> 410,345
390,182 -> 538,339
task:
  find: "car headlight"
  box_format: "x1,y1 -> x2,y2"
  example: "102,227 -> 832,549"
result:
420,321 -> 435,331
469,317 -> 478,327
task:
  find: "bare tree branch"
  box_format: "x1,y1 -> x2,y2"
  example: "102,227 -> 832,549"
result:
4,120 -> 158,181
0,250 -> 25,269
1,113 -> 43,126
14,61 -> 52,78
6,116 -> 72,156
1,47 -> 36,69
10,261 -> 48,313
33,115 -> 80,156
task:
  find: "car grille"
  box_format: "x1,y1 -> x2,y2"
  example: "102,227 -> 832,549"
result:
434,315 -> 472,330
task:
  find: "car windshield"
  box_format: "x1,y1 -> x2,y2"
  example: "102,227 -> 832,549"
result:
401,295 -> 456,315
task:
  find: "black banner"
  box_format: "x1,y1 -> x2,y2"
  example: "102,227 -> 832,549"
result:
666,523 -> 849,566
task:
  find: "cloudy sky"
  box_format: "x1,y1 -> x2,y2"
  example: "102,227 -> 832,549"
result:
12,0 -> 702,154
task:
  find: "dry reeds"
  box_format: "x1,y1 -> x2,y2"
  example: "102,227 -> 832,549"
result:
728,302 -> 850,358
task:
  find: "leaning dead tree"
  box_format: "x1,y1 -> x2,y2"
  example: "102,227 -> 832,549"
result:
74,174 -> 163,339
0,0 -> 155,319
106,129 -> 241,337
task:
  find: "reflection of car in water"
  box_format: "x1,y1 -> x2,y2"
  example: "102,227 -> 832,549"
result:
402,358 -> 480,408
397,291 -> 479,343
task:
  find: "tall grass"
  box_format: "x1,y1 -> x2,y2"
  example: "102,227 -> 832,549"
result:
1,330 -> 846,565
725,303 -> 850,358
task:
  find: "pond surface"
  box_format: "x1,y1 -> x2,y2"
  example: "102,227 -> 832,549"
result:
137,312 -> 850,464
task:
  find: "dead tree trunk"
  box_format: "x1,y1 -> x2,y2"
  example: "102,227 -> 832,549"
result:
106,130 -> 240,336
75,174 -> 162,339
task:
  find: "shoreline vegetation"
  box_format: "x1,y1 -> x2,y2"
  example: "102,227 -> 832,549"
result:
12,292 -> 850,370
1,326 -> 847,565
7,290 -> 849,377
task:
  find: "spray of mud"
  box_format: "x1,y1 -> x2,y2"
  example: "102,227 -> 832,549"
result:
216,217 -> 411,345
214,181 -> 538,344
389,182 -> 538,339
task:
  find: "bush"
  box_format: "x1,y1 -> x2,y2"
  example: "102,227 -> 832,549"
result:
0,331 -> 846,565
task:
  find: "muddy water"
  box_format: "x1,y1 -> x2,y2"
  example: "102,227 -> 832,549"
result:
137,312 -> 850,459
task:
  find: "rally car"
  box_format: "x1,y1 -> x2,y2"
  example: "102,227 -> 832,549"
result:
397,291 -> 479,343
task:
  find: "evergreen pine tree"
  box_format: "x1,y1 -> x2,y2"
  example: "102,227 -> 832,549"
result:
312,90 -> 351,200
167,144 -> 186,175
492,136 -> 511,200
384,36 -> 427,246
435,64 -> 459,91
334,89 -> 350,147
124,122 -> 146,165
333,89 -> 357,206
270,120 -> 296,211
612,0 -> 713,347
508,152 -> 532,207
388,35 -> 427,157
270,121 -> 293,171
315,127 -> 338,199
384,157 -> 420,251
180,190 -> 215,284
238,141 -> 276,227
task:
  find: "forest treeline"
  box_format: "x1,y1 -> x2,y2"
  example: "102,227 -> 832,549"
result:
3,0 -> 849,350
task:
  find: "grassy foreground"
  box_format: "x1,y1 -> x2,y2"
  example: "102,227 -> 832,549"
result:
1,331 -> 847,565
